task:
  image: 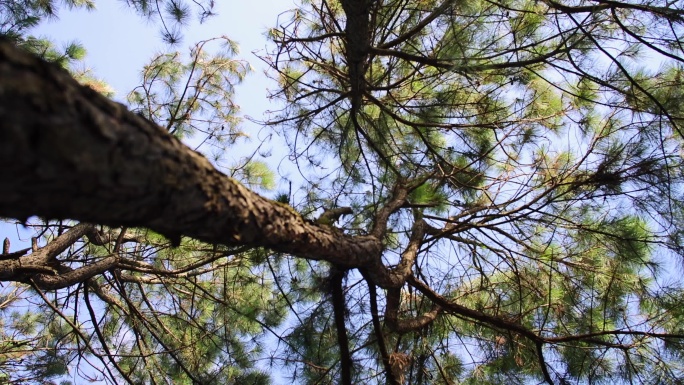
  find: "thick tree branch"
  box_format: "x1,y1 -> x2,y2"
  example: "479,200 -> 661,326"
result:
340,0 -> 372,111
371,38 -> 579,72
386,219 -> 426,284
0,40 -> 383,270
370,217 -> 426,290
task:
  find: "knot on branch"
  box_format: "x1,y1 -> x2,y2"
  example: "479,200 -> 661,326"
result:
316,207 -> 353,227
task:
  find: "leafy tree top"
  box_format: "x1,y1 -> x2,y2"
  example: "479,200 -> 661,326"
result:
0,0 -> 684,384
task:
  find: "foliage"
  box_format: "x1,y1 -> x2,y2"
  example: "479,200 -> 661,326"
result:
0,0 -> 115,98
262,0 -> 684,383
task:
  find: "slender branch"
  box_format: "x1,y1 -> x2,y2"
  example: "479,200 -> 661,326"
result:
31,255 -> 119,290
383,254 -> 445,331
30,280 -> 125,384
377,0 -> 457,49
330,268 -> 352,385
363,271 -> 400,385
83,282 -> 135,384
276,32 -> 344,44
409,275 -> 543,342
536,342 -> 553,385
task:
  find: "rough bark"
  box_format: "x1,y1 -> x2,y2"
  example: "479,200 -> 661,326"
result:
340,0 -> 372,111
0,39 -> 383,272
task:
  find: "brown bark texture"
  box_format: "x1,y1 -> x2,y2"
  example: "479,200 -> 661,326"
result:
0,39 -> 384,272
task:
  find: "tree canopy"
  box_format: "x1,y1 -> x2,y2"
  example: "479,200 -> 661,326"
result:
1,0 -> 684,384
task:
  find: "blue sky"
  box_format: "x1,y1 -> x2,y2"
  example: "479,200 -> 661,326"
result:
36,1 -> 295,104
34,0 -> 297,155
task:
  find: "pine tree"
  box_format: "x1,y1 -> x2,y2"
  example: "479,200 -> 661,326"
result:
2,0 -> 684,384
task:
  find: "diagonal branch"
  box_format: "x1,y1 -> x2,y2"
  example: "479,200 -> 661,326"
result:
363,271 -> 401,385
330,268 -> 352,385
28,222 -> 93,262
377,0 -> 458,50
0,222 -> 95,281
384,288 -> 442,334
408,275 -> 542,342
0,40 -> 383,269
30,255 -> 120,290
